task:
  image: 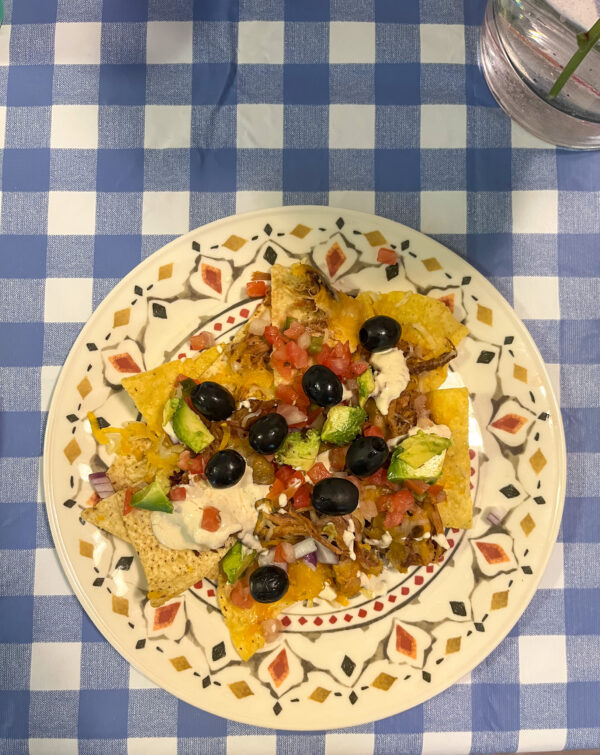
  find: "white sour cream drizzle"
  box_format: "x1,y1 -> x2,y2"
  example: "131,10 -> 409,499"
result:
150,467 -> 268,552
370,348 -> 410,415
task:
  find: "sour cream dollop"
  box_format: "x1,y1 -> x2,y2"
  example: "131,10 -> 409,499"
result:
370,348 -> 410,415
150,467 -> 268,552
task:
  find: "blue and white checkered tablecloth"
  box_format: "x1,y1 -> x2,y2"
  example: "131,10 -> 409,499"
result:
1,0 -> 599,752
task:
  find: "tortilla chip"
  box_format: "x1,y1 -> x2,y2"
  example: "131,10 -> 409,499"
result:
81,490 -> 130,542
121,346 -> 220,433
106,452 -> 150,491
122,508 -> 232,607
201,300 -> 275,400
427,387 -> 472,529
270,263 -> 373,356
218,561 -> 329,660
372,291 -> 468,357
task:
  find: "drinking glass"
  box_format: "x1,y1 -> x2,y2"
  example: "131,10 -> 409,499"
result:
480,0 -> 600,149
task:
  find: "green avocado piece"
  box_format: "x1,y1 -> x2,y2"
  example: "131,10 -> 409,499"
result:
387,449 -> 447,483
274,429 -> 321,471
171,399 -> 214,453
162,397 -> 180,427
131,481 -> 173,513
396,430 -> 451,468
357,367 -> 375,408
321,405 -> 367,446
221,541 -> 257,584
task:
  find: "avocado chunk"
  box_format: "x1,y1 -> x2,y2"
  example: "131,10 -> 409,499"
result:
397,430 -> 451,468
131,481 -> 173,513
221,541 -> 257,583
274,429 -> 321,471
162,397 -> 180,427
171,399 -> 214,453
357,367 -> 375,408
321,405 -> 367,446
387,431 -> 452,483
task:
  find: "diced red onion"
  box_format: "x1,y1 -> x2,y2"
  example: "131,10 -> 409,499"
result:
486,507 -> 505,525
314,539 -> 339,565
163,424 -> 180,445
249,317 -> 269,336
88,472 -> 114,499
276,403 -> 308,425
302,550 -> 318,570
297,331 -> 311,350
293,537 -> 317,560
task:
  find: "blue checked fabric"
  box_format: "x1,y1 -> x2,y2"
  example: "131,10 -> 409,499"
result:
1,0 -> 599,753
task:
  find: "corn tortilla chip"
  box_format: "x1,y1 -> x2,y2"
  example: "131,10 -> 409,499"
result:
81,490 -> 130,542
201,300 -> 275,400
372,290 -> 468,357
427,387 -> 472,529
121,346 -> 220,434
122,508 -> 232,607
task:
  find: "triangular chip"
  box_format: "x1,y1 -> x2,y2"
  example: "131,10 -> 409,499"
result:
81,490 -> 130,542
201,300 -> 275,400
217,561 -> 329,660
427,387 -> 472,529
121,346 -> 220,433
122,508 -> 232,607
372,290 -> 468,392
270,263 -> 373,351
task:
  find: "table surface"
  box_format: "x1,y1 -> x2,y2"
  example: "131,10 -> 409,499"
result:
1,1 -> 599,753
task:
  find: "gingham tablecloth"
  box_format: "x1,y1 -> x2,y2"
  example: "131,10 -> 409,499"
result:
1,0 -> 599,753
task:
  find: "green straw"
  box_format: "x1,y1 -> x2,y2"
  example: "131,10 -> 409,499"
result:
548,17 -> 600,99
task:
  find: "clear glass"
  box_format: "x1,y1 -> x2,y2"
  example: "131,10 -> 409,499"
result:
480,0 -> 600,149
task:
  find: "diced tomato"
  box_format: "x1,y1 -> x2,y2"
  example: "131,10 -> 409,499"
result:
246,280 -> 267,298
283,321 -> 306,341
275,466 -> 295,485
377,490 -> 415,529
276,384 -> 296,405
169,486 -> 186,501
320,340 -> 352,378
267,477 -> 286,501
404,479 -> 430,497
362,467 -> 388,486
264,325 -> 283,346
284,471 -> 305,497
348,360 -> 369,376
230,579 -> 254,609
329,446 -> 347,472
315,343 -> 332,365
123,488 -> 134,516
427,483 -> 446,504
377,247 -> 398,265
201,506 -> 221,532
275,381 -> 309,412
271,343 -> 294,379
190,331 -> 215,351
292,483 -> 312,510
307,462 -> 331,483
286,340 -> 309,370
188,454 -> 206,475
364,424 -> 384,438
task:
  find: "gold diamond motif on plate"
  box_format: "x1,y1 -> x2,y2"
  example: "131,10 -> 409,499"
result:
223,234 -> 247,251
529,448 -> 547,474
64,438 -> 81,464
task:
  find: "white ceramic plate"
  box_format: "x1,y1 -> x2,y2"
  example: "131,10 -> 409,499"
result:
44,207 -> 566,730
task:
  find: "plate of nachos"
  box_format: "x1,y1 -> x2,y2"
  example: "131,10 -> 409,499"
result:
44,207 -> 565,729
